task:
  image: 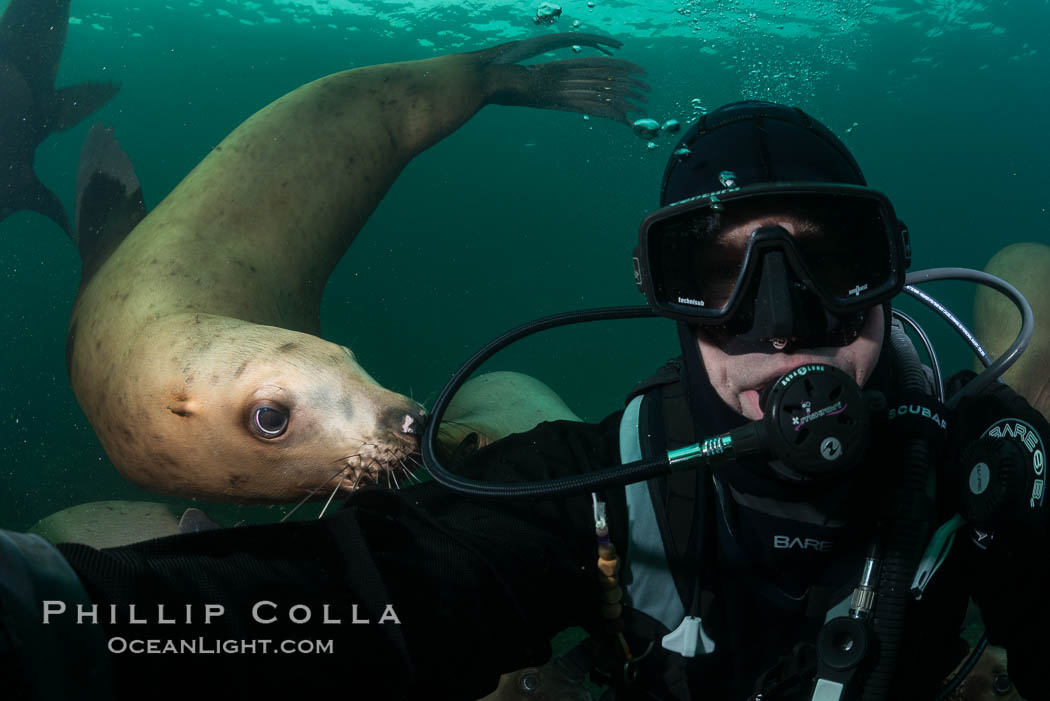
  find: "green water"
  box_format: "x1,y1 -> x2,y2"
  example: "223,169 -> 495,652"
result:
1,0 -> 1047,530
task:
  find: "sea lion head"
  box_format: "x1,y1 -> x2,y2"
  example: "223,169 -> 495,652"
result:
941,645 -> 1022,701
86,314 -> 425,503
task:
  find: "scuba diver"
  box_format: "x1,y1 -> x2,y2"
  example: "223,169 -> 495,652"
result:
2,101 -> 1047,701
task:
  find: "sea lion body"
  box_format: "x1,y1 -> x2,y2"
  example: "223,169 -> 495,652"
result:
29,501 -> 183,548
440,371 -> 581,455
68,39 -> 647,502
974,242 -> 1050,420
68,58 -> 477,501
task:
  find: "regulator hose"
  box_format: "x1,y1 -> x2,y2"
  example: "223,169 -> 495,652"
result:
860,321 -> 935,700
421,306 -> 679,499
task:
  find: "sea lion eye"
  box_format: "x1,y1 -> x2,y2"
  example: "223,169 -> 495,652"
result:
249,404 -> 289,438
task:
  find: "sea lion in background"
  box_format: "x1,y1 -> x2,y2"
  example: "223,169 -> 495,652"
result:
973,242 -> 1050,421
0,0 -> 119,232
939,645 -> 1024,700
28,501 -> 219,549
68,33 -> 647,502
438,371 -> 582,459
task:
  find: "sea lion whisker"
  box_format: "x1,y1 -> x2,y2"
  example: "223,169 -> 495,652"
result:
398,466 -> 414,485
390,469 -> 401,490
324,438 -> 381,464
398,458 -> 421,485
407,456 -> 427,481
360,458 -> 377,482
405,454 -> 426,475
325,440 -> 378,466
280,463 -> 351,522
279,498 -> 311,523
407,466 -> 423,485
327,452 -> 363,465
318,474 -> 346,519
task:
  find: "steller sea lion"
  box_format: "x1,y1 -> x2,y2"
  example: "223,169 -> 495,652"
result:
29,501 -> 184,549
28,501 -> 223,549
0,0 -> 119,232
68,34 -> 647,503
940,645 -> 1024,701
437,371 -> 582,460
973,242 -> 1050,421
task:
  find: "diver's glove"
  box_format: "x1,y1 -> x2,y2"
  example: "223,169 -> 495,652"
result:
946,370 -> 1049,542
0,530 -> 113,699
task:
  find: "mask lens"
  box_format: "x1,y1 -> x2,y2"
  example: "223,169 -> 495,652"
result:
793,195 -> 893,303
690,226 -> 748,308
647,204 -> 745,311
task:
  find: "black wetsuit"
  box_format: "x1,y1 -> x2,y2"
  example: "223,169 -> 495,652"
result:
55,379 -> 1050,701
56,417 -> 621,701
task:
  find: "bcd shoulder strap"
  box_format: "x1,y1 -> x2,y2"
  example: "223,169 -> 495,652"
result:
630,359 -> 705,614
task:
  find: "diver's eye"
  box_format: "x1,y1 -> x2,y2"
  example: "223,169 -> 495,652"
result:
249,404 -> 289,438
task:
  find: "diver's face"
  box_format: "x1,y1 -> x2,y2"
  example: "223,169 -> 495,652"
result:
694,217 -> 885,421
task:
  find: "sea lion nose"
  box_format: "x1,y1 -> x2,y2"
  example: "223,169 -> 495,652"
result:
398,405 -> 428,437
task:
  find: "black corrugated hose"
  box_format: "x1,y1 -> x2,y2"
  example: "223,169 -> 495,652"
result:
860,322 -> 936,700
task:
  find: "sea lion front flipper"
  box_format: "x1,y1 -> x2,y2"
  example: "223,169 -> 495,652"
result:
0,0 -> 119,232
480,32 -> 649,125
49,82 -> 122,132
74,122 -> 146,290
487,32 -> 625,63
5,169 -> 69,234
178,508 -> 222,534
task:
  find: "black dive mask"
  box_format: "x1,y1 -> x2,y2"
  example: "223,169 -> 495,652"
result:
634,184 -> 910,354
702,227 -> 871,355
